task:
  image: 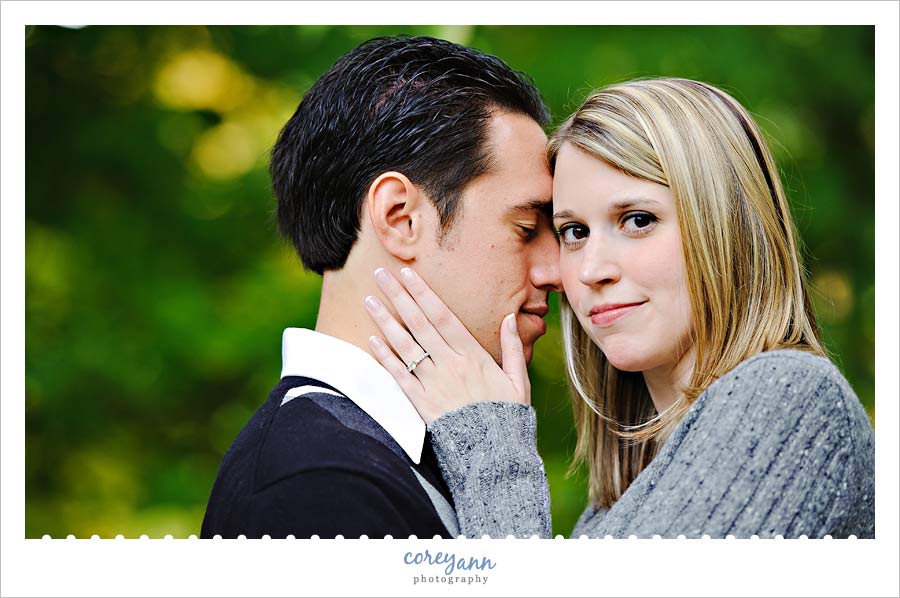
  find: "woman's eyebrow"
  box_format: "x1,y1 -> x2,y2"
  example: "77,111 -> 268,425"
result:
553,198 -> 662,219
609,198 -> 662,211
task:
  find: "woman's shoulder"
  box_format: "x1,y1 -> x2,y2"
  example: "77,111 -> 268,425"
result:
700,349 -> 870,440
709,349 -> 852,403
723,347 -> 841,380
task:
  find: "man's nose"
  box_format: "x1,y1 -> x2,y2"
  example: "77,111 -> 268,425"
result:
531,230 -> 562,293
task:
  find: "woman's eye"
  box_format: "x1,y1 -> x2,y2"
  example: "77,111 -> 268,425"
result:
622,212 -> 658,233
558,223 -> 589,246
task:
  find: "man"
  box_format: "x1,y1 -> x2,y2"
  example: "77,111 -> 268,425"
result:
201,35 -> 560,539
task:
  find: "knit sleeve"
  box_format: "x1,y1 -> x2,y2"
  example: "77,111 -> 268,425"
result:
427,401 -> 552,538
584,350 -> 875,538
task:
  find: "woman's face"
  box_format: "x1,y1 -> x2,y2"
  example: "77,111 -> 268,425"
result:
552,142 -> 694,376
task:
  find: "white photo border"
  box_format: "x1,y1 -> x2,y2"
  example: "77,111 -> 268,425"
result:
2,2 -> 897,597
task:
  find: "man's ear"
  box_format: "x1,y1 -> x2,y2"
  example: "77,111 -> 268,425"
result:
365,171 -> 431,261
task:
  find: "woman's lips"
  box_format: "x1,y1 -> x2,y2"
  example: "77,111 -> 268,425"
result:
589,301 -> 646,327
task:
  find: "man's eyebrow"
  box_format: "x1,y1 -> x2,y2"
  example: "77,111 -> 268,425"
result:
507,198 -> 553,217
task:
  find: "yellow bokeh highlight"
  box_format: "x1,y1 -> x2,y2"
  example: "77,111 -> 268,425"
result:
62,449 -> 140,506
153,48 -> 255,113
191,120 -> 259,181
432,25 -> 475,46
154,48 -> 301,184
812,270 -> 854,323
26,225 -> 74,325
190,86 -> 299,183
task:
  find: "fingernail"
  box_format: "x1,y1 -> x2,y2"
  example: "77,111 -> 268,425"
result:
365,295 -> 382,312
374,268 -> 389,285
369,335 -> 385,351
400,268 -> 414,283
507,313 -> 518,333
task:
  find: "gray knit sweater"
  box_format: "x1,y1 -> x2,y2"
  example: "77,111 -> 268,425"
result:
428,350 -> 875,538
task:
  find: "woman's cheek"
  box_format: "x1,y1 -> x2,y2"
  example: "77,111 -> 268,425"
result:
559,255 -> 582,298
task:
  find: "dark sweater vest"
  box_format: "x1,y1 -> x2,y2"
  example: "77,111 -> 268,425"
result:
201,376 -> 454,538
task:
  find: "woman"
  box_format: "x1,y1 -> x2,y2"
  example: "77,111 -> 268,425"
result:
364,78 -> 875,538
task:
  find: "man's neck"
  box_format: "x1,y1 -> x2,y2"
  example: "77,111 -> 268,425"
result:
314,267 -> 384,360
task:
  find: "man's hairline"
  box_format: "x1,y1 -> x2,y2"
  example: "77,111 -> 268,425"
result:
437,106 -> 552,239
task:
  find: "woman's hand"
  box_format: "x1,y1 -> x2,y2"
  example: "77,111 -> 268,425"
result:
364,267 -> 531,425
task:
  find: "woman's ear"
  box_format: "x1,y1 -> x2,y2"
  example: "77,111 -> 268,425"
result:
365,171 -> 431,261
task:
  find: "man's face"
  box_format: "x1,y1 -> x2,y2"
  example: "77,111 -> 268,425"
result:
417,111 -> 561,364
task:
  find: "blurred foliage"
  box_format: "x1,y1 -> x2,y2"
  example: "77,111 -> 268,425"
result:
25,25 -> 874,539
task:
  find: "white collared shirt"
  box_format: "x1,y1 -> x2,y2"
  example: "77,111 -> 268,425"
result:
279,327 -> 426,464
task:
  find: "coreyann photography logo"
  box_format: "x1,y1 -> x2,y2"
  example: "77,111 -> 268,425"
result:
402,548 -> 496,586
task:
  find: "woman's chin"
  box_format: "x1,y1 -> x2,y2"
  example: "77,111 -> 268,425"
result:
605,358 -> 644,373
599,346 -> 655,373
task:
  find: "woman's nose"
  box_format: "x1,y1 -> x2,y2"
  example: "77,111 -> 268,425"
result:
578,236 -> 621,287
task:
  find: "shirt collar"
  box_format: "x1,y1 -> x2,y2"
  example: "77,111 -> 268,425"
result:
280,327 -> 425,464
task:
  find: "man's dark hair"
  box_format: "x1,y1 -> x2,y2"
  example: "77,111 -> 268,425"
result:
270,35 -> 550,274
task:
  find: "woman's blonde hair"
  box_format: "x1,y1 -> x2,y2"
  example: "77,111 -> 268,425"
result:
547,78 -> 825,509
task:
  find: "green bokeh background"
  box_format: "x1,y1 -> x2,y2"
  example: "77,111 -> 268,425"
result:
25,25 -> 874,538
